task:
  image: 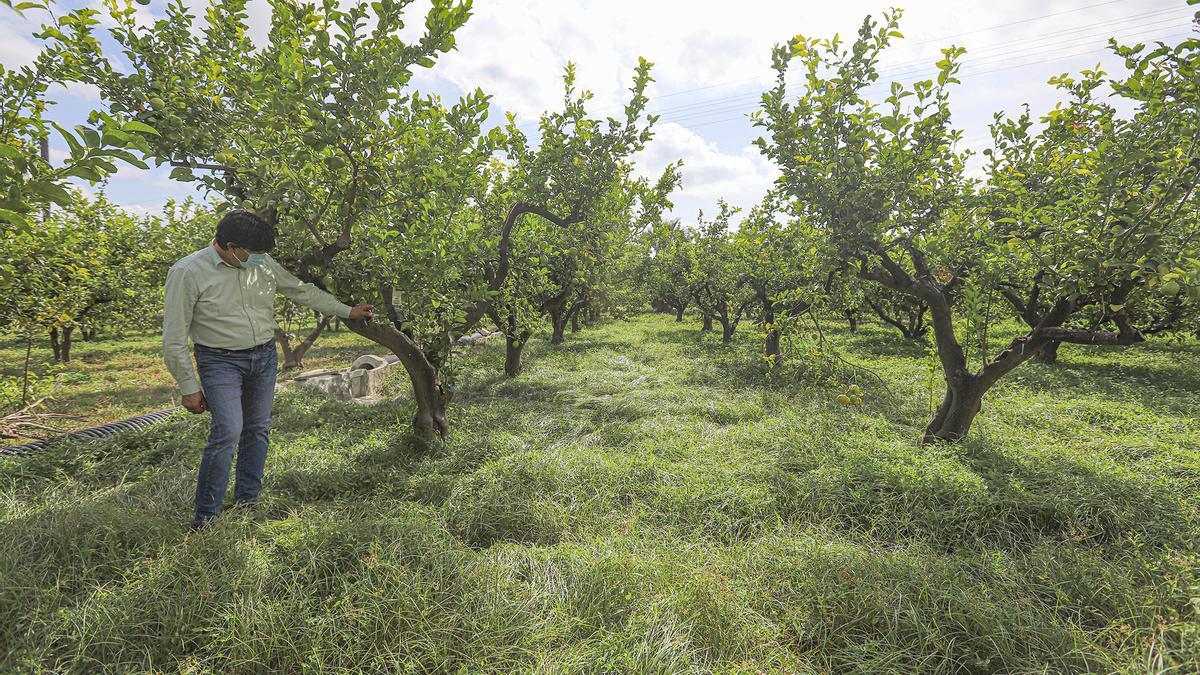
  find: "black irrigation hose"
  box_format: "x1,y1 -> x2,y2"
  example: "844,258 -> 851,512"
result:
1,407 -> 183,459
1,352 -> 403,459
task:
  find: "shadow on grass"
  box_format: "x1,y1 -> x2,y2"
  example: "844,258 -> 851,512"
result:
765,427 -> 1196,556
833,328 -> 930,359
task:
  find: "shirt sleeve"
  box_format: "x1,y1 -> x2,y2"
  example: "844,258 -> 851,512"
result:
269,256 -> 353,319
162,266 -> 202,396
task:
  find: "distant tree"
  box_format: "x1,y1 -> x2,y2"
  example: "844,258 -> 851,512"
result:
687,201 -> 756,344
734,196 -> 830,365
863,287 -> 930,341
645,218 -> 694,323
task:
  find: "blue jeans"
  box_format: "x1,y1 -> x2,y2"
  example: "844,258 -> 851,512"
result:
192,341 -> 277,525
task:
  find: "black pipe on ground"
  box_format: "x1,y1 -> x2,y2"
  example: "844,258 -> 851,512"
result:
1,407 -> 183,458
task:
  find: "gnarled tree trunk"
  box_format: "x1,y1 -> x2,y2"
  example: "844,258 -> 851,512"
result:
1033,340 -> 1060,365
275,314 -> 332,371
701,314 -> 713,332
347,318 -> 450,438
865,295 -> 928,340
550,315 -> 567,345
493,306 -> 531,378
293,201 -> 580,439
924,372 -> 987,443
918,291 -> 1141,443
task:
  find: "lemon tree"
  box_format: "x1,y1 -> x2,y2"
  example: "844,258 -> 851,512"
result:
757,9 -> 1200,443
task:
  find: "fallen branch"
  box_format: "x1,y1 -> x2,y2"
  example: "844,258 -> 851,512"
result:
0,378 -> 79,440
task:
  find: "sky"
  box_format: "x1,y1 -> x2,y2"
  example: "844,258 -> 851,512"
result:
3,0 -> 1197,226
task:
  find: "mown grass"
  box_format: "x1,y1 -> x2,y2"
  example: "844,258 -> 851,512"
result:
1,313 -> 1197,672
0,325 -> 377,447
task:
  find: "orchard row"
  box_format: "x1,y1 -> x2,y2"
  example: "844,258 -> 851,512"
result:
2,0 -> 1198,444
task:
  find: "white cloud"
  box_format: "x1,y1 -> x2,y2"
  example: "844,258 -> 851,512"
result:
52,81 -> 102,102
0,7 -> 42,69
634,122 -> 777,227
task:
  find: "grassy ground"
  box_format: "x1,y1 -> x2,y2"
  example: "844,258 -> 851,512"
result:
0,325 -> 378,448
1,314 -> 1197,672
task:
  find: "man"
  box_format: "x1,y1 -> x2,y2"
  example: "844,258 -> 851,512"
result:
163,210 -> 373,530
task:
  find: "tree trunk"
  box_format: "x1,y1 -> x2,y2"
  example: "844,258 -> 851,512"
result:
346,320 -> 450,439
701,315 -> 713,332
550,317 -> 567,345
49,327 -> 73,363
909,308 -> 928,341
845,311 -> 858,333
505,331 -> 529,377
276,315 -> 331,371
1034,340 -> 1060,365
765,328 -> 781,363
923,372 -> 988,443
760,296 -> 782,364
20,333 -> 33,406
408,364 -> 450,439
674,306 -> 685,322
912,282 -> 984,444
83,328 -> 96,341
571,312 -> 580,333
720,318 -> 735,344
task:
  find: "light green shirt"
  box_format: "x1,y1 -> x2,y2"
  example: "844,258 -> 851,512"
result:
163,245 -> 352,396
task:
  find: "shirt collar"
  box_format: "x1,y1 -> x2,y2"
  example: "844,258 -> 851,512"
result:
208,243 -> 238,269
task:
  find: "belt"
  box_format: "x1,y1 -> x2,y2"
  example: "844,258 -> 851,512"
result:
195,339 -> 275,354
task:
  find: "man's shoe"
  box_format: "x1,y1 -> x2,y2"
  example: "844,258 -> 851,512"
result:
190,512 -> 220,531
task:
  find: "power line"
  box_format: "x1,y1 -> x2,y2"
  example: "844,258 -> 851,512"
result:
675,28 -> 1194,132
660,28 -> 1193,128
647,10 -> 1192,124
518,0 -> 1173,128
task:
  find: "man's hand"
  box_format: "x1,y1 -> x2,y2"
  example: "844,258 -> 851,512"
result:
349,304 -> 375,320
182,391 -> 208,414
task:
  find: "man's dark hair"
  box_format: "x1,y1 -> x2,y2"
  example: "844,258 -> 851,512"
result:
215,210 -> 276,252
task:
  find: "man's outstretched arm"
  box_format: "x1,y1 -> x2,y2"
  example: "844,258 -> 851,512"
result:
269,256 -> 373,320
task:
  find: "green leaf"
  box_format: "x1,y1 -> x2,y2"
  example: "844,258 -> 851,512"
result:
27,181 -> 74,207
122,120 -> 159,136
0,143 -> 24,161
78,126 -> 101,149
52,122 -> 82,155
0,208 -> 31,232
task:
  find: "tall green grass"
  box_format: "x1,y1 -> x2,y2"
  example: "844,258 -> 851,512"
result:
2,314 -> 1197,672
